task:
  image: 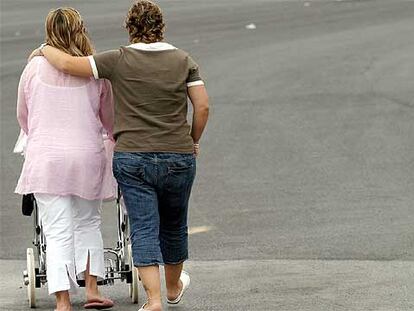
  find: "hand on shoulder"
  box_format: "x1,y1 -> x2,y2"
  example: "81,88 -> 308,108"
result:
28,43 -> 47,63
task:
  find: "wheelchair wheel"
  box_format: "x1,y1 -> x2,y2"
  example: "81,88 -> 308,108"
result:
26,248 -> 36,308
128,244 -> 139,303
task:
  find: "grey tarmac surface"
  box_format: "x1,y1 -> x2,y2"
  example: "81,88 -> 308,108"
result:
1,259 -> 414,311
2,0 -> 414,310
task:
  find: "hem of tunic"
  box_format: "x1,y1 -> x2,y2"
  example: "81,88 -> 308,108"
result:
14,188 -> 114,201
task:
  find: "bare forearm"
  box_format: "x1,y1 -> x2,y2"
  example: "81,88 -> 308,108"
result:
41,46 -> 70,71
42,46 -> 93,77
191,107 -> 209,143
188,85 -> 209,143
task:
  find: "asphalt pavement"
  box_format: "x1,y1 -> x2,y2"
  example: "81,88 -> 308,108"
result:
2,0 -> 414,310
2,259 -> 414,311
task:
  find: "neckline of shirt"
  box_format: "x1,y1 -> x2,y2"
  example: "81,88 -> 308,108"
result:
127,42 -> 177,51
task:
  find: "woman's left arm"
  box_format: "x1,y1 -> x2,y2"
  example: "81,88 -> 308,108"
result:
40,45 -> 93,77
16,67 -> 29,134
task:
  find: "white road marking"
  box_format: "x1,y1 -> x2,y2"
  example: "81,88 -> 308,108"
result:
189,226 -> 213,235
245,23 -> 257,30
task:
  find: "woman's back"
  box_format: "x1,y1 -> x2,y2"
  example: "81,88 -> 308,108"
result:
23,57 -> 107,150
16,56 -> 114,200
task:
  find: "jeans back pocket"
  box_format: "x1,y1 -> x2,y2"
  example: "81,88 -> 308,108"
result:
165,158 -> 196,193
113,157 -> 146,186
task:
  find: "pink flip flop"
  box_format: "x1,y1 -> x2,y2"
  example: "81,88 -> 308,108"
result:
84,298 -> 114,310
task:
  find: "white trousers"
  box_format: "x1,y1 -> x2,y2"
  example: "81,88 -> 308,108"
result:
35,194 -> 105,295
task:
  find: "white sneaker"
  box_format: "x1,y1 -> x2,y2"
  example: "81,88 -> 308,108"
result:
166,271 -> 191,305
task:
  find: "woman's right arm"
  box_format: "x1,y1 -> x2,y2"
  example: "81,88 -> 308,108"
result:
33,45 -> 120,80
41,45 -> 93,77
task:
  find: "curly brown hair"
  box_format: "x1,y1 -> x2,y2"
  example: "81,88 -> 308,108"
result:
125,0 -> 165,44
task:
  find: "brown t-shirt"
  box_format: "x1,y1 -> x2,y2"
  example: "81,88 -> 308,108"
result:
89,42 -> 204,153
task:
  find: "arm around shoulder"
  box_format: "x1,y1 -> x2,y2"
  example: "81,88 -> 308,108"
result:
42,45 -> 93,77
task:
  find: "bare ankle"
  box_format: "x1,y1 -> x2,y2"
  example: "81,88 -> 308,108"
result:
146,301 -> 162,311
85,272 -> 100,298
55,302 -> 71,311
55,290 -> 71,311
166,280 -> 182,300
85,282 -> 101,300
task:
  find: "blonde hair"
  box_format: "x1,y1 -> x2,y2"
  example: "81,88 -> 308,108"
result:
125,0 -> 165,44
45,7 -> 94,56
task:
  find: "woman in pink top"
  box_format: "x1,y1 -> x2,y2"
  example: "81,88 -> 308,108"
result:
15,8 -> 114,311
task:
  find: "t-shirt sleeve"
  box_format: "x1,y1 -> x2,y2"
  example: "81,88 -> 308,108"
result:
88,49 -> 122,80
186,56 -> 205,87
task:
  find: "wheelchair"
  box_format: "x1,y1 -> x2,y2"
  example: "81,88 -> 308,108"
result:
22,189 -> 140,308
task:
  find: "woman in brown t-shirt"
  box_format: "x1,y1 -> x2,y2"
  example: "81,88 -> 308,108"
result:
34,1 -> 209,310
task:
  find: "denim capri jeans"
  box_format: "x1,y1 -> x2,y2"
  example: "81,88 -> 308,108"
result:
113,152 -> 196,266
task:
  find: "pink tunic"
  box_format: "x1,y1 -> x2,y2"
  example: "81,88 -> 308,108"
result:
15,57 -> 116,200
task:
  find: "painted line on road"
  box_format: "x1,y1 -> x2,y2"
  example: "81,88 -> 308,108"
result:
189,226 -> 213,235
